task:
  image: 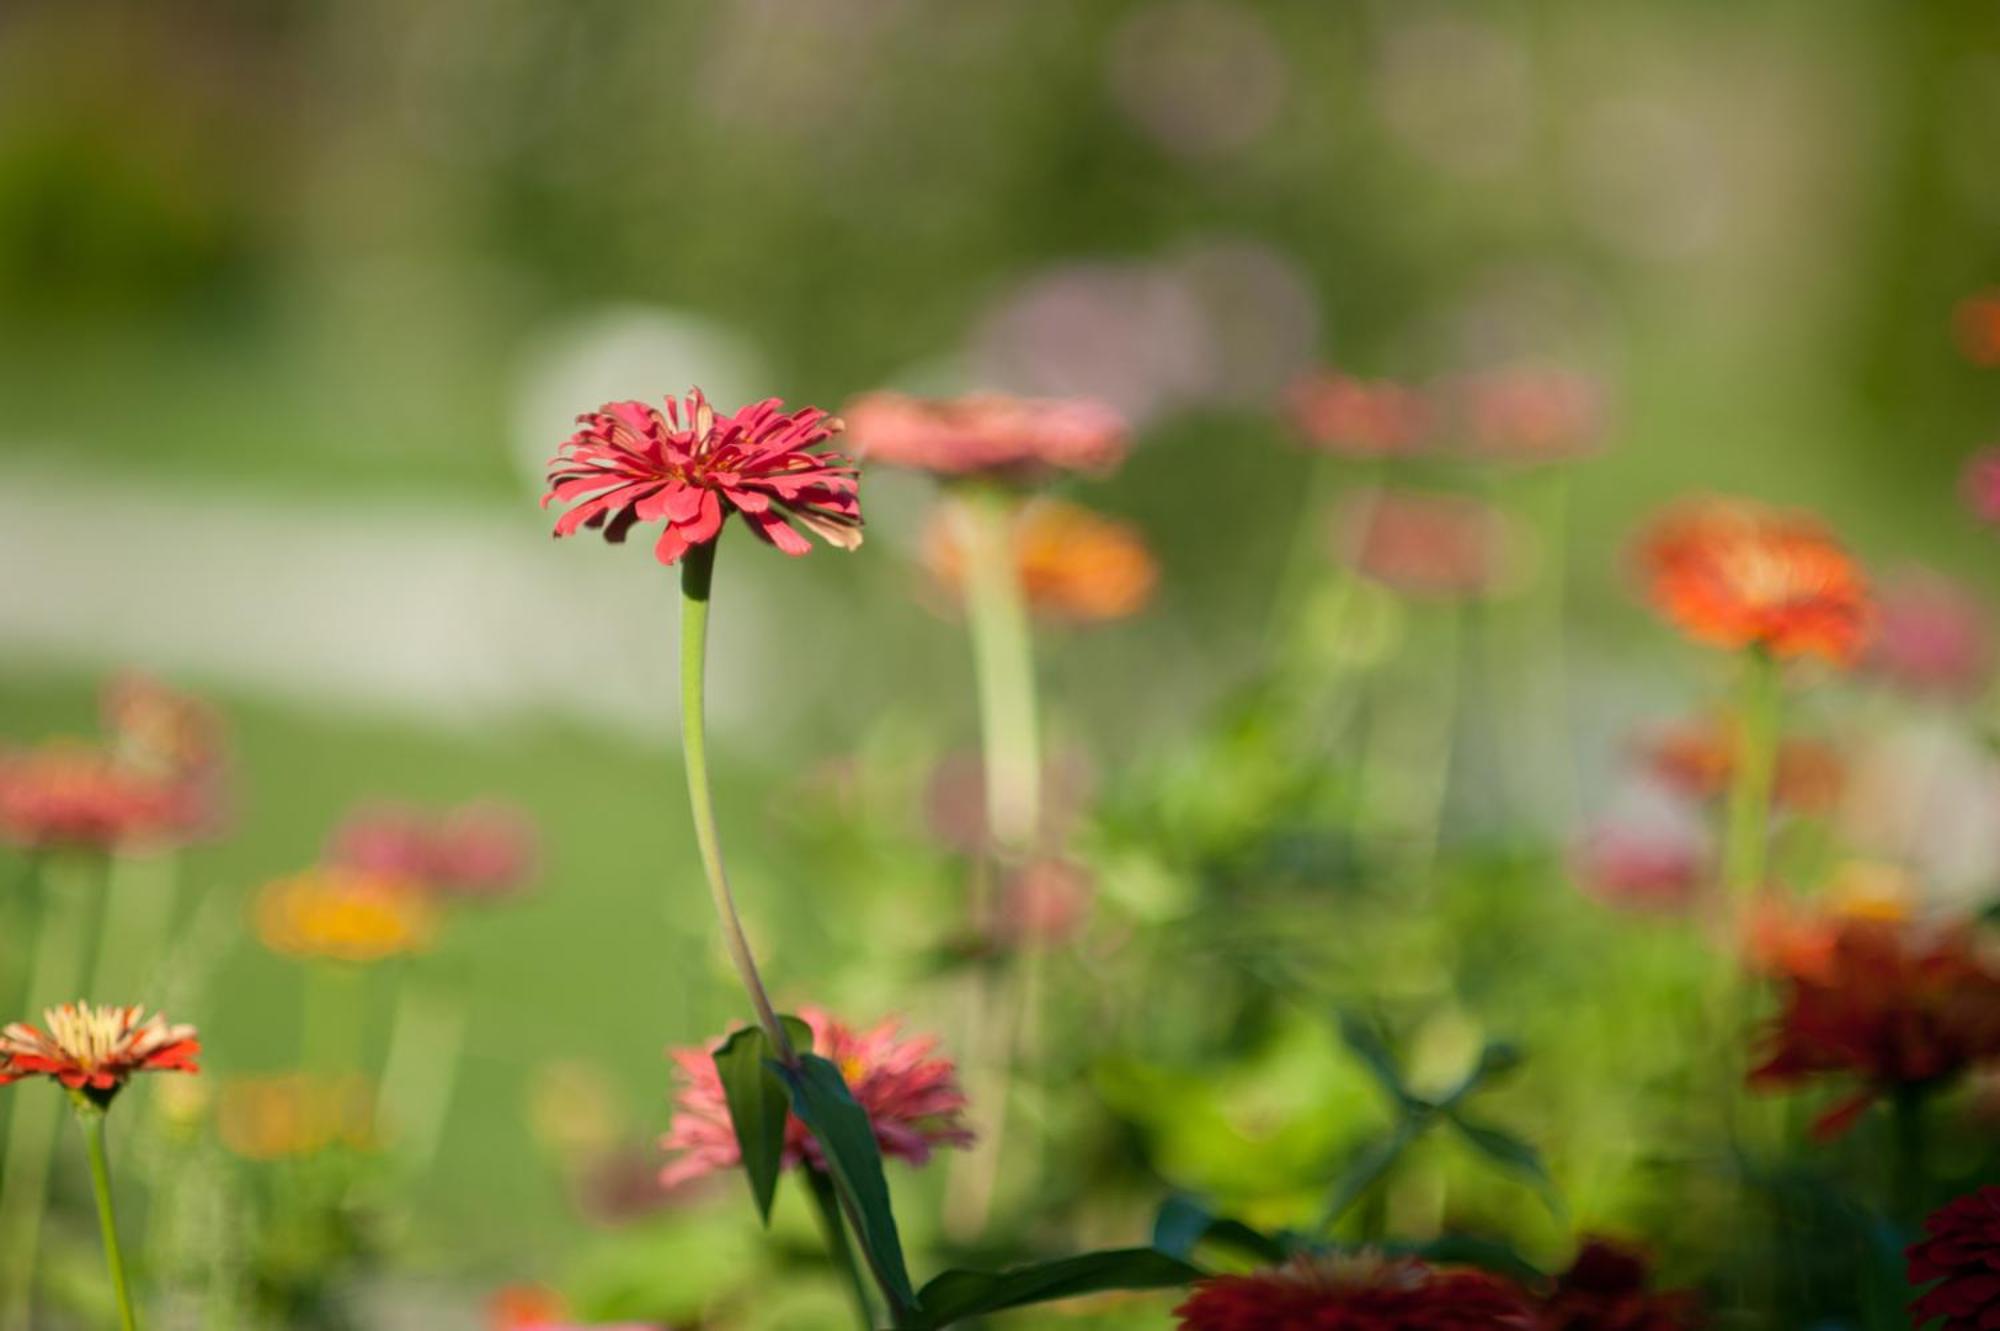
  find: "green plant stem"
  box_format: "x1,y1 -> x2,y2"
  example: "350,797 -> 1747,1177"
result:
678,538 -> 794,1063
0,853 -> 96,1331
1721,647 -> 1783,909
807,1167 -> 877,1331
88,850 -> 178,999
1892,1087 -> 1928,1226
957,487 -> 1040,857
76,1100 -> 140,1331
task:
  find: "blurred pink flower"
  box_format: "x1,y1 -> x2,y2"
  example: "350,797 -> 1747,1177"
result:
327,801 -> 538,901
1961,448 -> 2000,526
1451,365 -> 1606,464
1865,568 -> 1994,700
1285,372 -> 1433,459
0,740 -> 211,852
543,389 -> 862,565
1573,822 -> 1706,915
1330,488 -> 1516,599
997,858 -> 1096,947
844,391 -> 1128,480
660,1006 -> 972,1190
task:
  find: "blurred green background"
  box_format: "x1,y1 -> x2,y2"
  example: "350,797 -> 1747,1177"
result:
4,1 -> 2000,1325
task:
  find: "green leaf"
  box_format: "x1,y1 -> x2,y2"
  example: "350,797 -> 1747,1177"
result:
1394,1234 -> 1545,1285
909,1248 -> 1203,1328
1440,1042 -> 1524,1108
1317,1123 -> 1417,1229
1336,1011 -> 1412,1107
1151,1195 -> 1284,1264
1447,1116 -> 1565,1217
780,1053 -> 918,1317
711,1026 -> 789,1224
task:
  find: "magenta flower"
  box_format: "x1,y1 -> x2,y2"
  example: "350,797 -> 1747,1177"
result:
1961,447 -> 2000,527
660,1006 -> 972,1190
1865,567 -> 1994,700
543,390 -> 862,565
327,801 -> 539,901
842,391 -> 1129,480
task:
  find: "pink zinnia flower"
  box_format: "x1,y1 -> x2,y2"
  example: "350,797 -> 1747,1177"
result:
327,800 -> 538,901
543,389 -> 862,565
0,1003 -> 200,1103
1573,820 -> 1707,916
843,391 -> 1129,479
1452,365 -> 1606,464
660,1006 -> 972,1189
0,741 -> 208,851
1864,567 -> 1994,700
1284,370 -> 1433,458
1331,488 -> 1516,599
1962,448 -> 2000,527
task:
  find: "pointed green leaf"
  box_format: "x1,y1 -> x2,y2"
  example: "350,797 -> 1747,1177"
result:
1151,1194 -> 1284,1264
1336,1011 -> 1412,1106
909,1248 -> 1202,1328
1440,1042 -> 1524,1109
712,1026 -> 790,1224
1317,1123 -> 1417,1230
1447,1116 -> 1564,1217
781,1052 -> 918,1317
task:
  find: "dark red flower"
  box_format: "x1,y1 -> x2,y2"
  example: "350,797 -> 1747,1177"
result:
1540,1240 -> 1704,1331
1749,914 -> 2000,1139
1175,1254 -> 1536,1331
543,389 -> 862,565
1909,1186 -> 2000,1331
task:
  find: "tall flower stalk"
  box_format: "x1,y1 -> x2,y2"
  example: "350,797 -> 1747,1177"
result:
75,1096 -> 140,1331
1719,647 -> 1782,909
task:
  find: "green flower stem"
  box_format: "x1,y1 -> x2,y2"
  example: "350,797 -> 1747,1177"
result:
678,538 -> 795,1063
0,853 -> 96,1331
88,849 -> 177,999
957,487 -> 1041,858
74,1098 -> 140,1331
806,1166 -> 877,1331
1892,1086 -> 1928,1225
1721,647 -> 1783,908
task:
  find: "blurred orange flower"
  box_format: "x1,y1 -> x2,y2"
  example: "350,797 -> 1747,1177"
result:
1639,716 -> 1845,815
218,1072 -> 377,1160
1452,364 -> 1606,464
1634,497 -> 1870,665
254,867 -> 437,964
1954,289 -> 2000,367
1748,908 -> 2000,1139
925,498 -> 1158,622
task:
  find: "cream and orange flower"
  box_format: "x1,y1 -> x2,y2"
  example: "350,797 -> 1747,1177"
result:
543,389 -> 862,565
253,867 -> 438,964
0,1003 -> 200,1101
1634,497 -> 1870,665
923,498 -> 1158,622
659,1006 -> 972,1189
844,391 -> 1129,479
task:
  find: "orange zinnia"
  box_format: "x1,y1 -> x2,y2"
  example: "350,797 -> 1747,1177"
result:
1635,497 -> 1870,665
925,498 -> 1158,622
253,866 -> 438,964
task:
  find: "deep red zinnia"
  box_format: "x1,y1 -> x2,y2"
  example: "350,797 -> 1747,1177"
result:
1909,1186 -> 2000,1331
1540,1239 -> 1705,1331
0,1003 -> 201,1102
543,389 -> 862,566
1749,914 -> 2000,1139
1174,1254 -> 1537,1331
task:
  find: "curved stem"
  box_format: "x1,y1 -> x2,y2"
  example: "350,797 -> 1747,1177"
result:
679,538 -> 794,1064
806,1166 -> 877,1330
76,1102 -> 140,1331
